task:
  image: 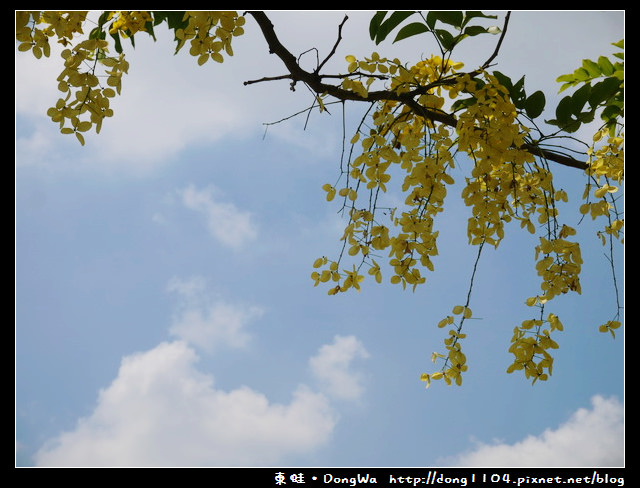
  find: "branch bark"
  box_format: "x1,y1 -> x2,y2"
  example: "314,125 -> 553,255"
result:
246,11 -> 588,171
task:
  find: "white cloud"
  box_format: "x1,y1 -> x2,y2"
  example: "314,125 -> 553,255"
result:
32,285 -> 372,467
309,335 -> 370,401
180,184 -> 257,249
34,341 -> 337,467
167,276 -> 263,352
444,395 -> 624,467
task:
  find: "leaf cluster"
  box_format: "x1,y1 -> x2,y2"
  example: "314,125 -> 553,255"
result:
369,11 -> 500,50
549,40 -> 624,134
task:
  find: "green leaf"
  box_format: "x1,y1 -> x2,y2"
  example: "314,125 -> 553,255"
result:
492,71 -> 512,90
393,22 -> 429,43
555,96 -> 574,124
89,26 -> 105,41
427,11 -> 464,29
601,104 -> 623,123
556,74 -> 576,83
463,25 -> 490,37
451,96 -> 477,112
552,85 -> 595,133
369,11 -> 387,41
143,19 -> 156,41
612,68 -> 624,81
89,11 -> 112,41
493,71 -> 526,108
570,83 -> 591,114
581,58 -> 602,78
597,55 -> 615,76
576,110 -> 595,124
556,74 -> 577,93
152,11 -> 188,30
110,31 -> 123,54
373,11 -> 416,45
435,29 -> 455,50
588,77 -> 621,108
512,76 -> 526,103
573,67 -> 592,82
524,90 -> 546,119
152,11 -> 189,51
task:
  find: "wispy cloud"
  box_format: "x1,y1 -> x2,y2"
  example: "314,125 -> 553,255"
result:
309,335 -> 370,401
180,184 -> 257,249
167,276 -> 263,352
443,395 -> 624,467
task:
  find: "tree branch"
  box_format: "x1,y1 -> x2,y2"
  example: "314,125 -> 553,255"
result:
246,11 -> 588,171
316,14 -> 349,73
480,11 -> 510,70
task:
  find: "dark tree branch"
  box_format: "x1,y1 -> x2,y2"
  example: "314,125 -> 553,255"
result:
520,143 -> 588,170
480,11 -> 510,70
244,74 -> 294,85
245,11 -> 588,171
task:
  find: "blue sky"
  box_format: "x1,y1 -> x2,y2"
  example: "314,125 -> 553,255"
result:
16,11 -> 624,467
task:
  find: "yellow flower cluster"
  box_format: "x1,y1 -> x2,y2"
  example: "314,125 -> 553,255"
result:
454,73 -> 542,248
176,11 -> 245,65
319,54 -> 489,385
346,51 -> 400,75
311,256 -> 364,295
314,55 -> 461,295
588,129 -> 624,184
502,226 -> 582,385
343,52 -> 402,98
18,11 -> 246,144
17,11 -> 130,144
340,52 -> 463,101
507,313 -> 563,384
108,11 -> 152,37
16,11 -> 88,58
584,129 -> 624,337
392,55 -> 464,97
449,72 -> 593,385
532,233 -> 583,302
599,320 -> 622,338
322,56 -> 603,387
421,305 -> 471,388
46,38 -> 128,145
16,11 -> 245,144
582,129 -> 624,242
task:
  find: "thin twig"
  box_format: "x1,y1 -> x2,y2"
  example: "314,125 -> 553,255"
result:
316,14 -> 349,73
